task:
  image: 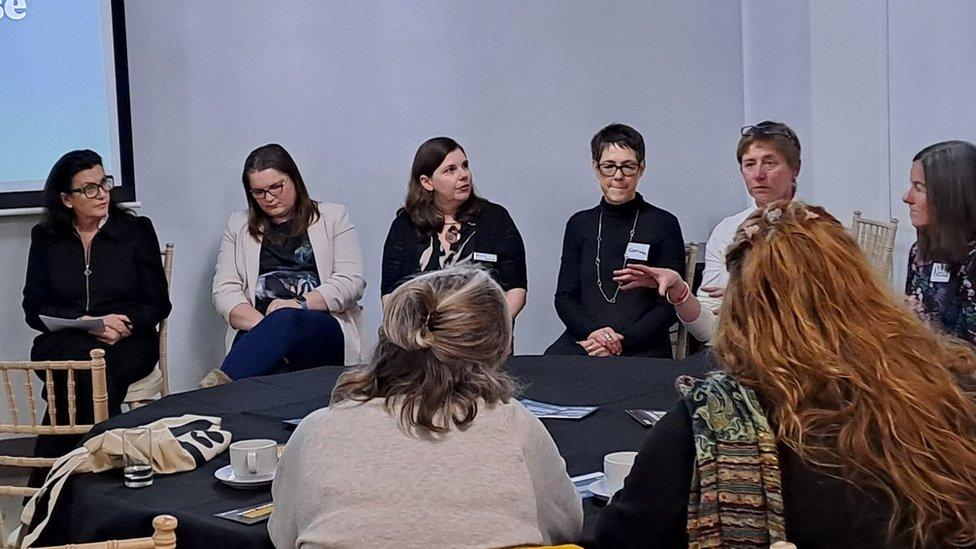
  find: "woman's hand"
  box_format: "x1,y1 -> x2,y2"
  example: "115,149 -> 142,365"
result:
578,327 -> 624,357
266,298 -> 302,314
93,326 -> 124,346
614,265 -> 684,297
84,314 -> 132,338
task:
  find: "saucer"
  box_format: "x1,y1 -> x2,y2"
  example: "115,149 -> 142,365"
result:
214,465 -> 275,489
585,478 -> 614,500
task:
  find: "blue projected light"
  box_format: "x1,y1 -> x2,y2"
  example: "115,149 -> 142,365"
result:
0,0 -> 133,208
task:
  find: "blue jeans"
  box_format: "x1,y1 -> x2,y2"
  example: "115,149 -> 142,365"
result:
220,308 -> 344,380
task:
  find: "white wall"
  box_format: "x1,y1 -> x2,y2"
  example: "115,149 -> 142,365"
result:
0,1 -> 747,392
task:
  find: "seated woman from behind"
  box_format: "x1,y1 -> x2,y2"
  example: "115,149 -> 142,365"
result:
269,266 -> 582,548
595,201 -> 976,548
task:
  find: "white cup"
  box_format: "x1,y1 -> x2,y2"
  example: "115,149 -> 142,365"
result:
604,451 -> 638,495
229,439 -> 278,479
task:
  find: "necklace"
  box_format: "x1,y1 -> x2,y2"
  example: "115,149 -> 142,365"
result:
444,222 -> 461,244
595,209 -> 639,304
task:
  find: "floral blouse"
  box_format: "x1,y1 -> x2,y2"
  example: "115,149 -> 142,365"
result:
906,242 -> 976,346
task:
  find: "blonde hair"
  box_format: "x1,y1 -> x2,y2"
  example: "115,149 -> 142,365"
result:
716,200 -> 976,547
332,266 -> 515,433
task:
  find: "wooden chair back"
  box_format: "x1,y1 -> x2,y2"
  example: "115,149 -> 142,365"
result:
158,243 -> 174,397
32,514 -> 177,549
851,210 -> 898,281
0,349 -> 109,546
675,242 -> 700,359
123,243 -> 174,408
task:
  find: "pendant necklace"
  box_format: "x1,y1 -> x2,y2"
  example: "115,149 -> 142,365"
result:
595,209 -> 639,304
445,223 -> 461,244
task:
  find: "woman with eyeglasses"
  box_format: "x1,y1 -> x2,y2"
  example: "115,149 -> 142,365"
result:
904,140 -> 976,347
545,123 -> 685,358
613,120 -> 801,346
205,143 -> 366,385
381,137 -> 527,319
23,149 -> 171,464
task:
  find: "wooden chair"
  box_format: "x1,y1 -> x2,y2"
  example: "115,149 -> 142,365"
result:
0,349 -> 109,548
32,514 -> 177,549
850,211 -> 898,282
124,243 -> 174,408
674,242 -> 700,360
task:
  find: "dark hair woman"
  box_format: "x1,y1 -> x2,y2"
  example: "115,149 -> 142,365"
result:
904,140 -> 976,346
269,266 -> 582,547
23,149 -> 171,468
594,201 -> 976,548
380,137 -> 528,321
546,123 -> 685,358
206,143 -> 366,385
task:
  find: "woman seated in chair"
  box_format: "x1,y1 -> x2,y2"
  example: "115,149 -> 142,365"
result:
903,140 -> 976,347
381,137 -> 527,318
594,201 -> 976,548
270,266 -> 583,547
546,123 -> 685,358
208,143 -> 366,384
23,149 -> 171,457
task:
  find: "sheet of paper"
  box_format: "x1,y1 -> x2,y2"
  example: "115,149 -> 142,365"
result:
38,315 -> 104,332
571,471 -> 604,499
519,398 -> 597,420
625,409 -> 667,427
214,501 -> 274,525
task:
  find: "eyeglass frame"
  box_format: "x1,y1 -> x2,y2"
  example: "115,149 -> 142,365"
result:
248,179 -> 288,200
596,162 -> 642,177
740,123 -> 801,152
66,175 -> 115,199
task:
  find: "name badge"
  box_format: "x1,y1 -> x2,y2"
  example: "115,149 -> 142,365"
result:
624,242 -> 650,261
931,262 -> 952,283
473,252 -> 497,263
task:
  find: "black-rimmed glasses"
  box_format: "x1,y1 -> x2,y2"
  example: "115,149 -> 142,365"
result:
249,180 -> 287,200
740,123 -> 801,151
68,176 -> 115,198
597,163 -> 641,177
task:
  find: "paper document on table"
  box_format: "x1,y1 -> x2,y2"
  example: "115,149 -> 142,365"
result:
571,471 -> 604,499
520,398 -> 597,420
215,501 -> 274,525
625,409 -> 667,427
38,315 -> 104,332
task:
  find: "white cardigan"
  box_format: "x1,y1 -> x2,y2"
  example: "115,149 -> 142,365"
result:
212,202 -> 367,365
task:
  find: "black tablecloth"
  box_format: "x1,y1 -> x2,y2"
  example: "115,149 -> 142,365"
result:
34,352 -> 713,547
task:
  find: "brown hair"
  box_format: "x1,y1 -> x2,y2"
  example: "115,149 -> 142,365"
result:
241,144 -> 320,241
401,137 -> 484,235
736,120 -> 802,172
331,266 -> 515,433
912,140 -> 976,264
716,200 -> 976,547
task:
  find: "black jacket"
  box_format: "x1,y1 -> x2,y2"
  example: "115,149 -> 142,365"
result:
23,213 -> 172,337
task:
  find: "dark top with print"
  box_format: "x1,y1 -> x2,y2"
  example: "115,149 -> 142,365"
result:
255,220 -> 320,314
381,200 -> 527,295
906,242 -> 976,347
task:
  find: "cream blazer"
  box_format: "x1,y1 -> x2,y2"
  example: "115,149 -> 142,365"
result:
212,202 -> 367,365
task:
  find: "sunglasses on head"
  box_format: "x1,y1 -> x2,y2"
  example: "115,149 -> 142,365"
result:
740,123 -> 801,152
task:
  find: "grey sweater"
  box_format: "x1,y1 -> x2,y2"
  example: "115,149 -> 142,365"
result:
268,398 -> 583,548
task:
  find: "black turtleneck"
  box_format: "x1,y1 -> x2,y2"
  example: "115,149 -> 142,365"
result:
550,193 -> 684,357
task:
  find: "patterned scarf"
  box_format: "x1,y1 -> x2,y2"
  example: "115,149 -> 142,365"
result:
676,372 -> 787,548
